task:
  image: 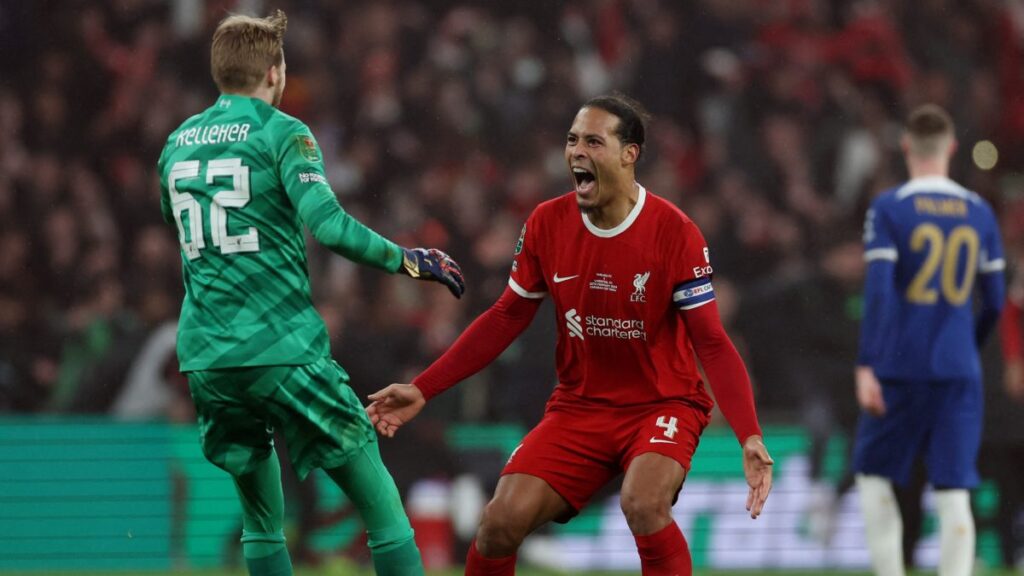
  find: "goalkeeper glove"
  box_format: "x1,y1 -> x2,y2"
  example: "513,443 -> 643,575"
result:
399,247 -> 465,299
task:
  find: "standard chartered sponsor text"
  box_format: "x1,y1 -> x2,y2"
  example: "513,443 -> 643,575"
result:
585,315 -> 646,340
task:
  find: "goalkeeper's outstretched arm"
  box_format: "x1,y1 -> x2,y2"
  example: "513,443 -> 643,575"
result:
279,125 -> 464,297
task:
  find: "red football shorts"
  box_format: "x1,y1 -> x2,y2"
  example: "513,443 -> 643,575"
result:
501,400 -> 711,518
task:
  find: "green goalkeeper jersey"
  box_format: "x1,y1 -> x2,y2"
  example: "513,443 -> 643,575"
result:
157,94 -> 402,371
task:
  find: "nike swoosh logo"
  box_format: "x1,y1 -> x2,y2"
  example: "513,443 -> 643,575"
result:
649,437 -> 678,444
553,274 -> 580,283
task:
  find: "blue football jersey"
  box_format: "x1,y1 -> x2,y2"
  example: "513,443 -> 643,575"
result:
857,176 -> 1005,380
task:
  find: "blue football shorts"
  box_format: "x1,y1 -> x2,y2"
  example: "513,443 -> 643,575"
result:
852,377 -> 982,488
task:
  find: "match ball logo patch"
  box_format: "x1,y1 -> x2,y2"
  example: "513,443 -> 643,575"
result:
294,135 -> 320,162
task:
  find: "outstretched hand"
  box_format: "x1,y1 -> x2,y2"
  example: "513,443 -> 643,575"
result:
742,435 -> 773,519
366,383 -> 427,438
399,247 -> 465,299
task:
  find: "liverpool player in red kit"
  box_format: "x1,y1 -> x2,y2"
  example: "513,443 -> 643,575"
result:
367,94 -> 773,575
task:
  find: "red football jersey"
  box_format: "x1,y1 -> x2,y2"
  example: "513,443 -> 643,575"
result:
509,185 -> 717,410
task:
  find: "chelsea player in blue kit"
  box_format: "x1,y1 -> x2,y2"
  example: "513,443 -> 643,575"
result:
854,105 -> 1005,576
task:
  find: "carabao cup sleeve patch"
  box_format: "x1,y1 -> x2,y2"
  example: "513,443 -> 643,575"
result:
293,134 -> 320,162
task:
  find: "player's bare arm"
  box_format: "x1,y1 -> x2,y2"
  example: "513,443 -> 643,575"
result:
366,384 -> 426,438
855,365 -> 886,416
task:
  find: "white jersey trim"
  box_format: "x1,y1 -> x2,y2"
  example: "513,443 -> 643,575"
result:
508,277 -> 547,299
979,257 -> 1006,274
894,176 -> 979,203
864,247 -> 898,262
581,183 -> 647,238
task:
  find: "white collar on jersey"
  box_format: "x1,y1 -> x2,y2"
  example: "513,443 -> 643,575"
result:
581,183 -> 647,238
895,176 -> 978,203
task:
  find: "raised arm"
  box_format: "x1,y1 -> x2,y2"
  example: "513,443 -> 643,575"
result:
279,125 -> 463,296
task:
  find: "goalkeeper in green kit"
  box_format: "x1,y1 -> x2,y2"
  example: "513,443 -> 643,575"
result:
156,10 -> 463,576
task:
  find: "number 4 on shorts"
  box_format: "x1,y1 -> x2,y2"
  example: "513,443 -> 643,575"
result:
656,416 -> 678,439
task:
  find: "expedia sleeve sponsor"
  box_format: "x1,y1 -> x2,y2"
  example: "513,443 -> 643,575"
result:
672,277 -> 715,310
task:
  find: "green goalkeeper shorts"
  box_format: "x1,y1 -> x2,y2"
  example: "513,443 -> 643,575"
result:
186,356 -> 376,480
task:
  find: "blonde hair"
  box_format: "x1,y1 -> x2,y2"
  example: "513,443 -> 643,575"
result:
904,104 -> 954,158
211,9 -> 287,93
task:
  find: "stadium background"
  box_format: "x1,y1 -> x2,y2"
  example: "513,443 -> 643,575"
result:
1,0 -> 1024,573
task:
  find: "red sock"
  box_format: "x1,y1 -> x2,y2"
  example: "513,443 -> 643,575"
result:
634,521 -> 692,576
466,539 -> 516,576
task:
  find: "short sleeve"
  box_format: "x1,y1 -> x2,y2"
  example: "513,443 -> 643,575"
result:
671,221 -> 716,310
508,213 -> 548,299
862,201 -> 898,264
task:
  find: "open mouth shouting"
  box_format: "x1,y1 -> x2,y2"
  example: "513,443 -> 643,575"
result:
572,166 -> 596,198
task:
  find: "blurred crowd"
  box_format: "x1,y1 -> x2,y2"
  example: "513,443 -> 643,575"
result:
2,0 -> 1024,451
